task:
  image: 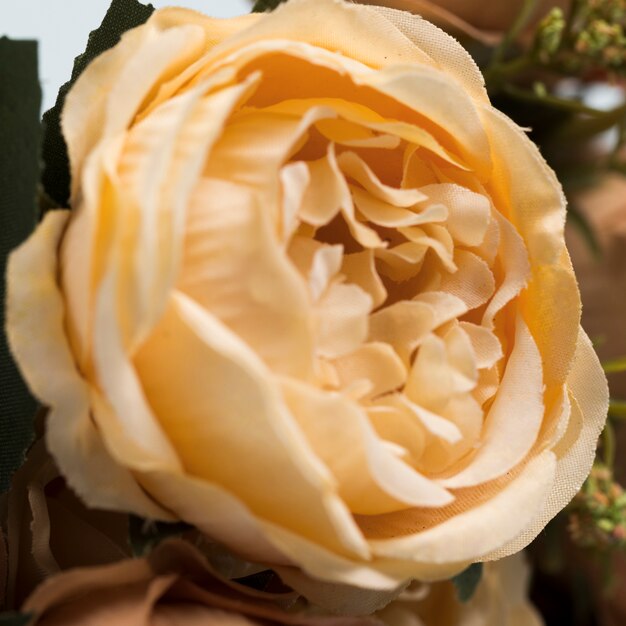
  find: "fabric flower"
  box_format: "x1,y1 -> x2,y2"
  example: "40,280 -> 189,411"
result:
21,539 -> 376,626
20,540 -> 541,626
6,0 -> 607,589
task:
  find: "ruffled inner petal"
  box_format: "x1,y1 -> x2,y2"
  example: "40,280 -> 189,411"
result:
135,291 -> 368,557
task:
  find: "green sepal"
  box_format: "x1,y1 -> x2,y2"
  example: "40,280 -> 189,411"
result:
128,515 -> 192,557
452,563 -> 483,603
252,0 -> 287,13
0,38 -> 41,493
41,0 -> 154,208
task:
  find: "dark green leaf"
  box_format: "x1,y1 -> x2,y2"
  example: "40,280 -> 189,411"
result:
252,0 -> 287,12
41,0 -> 154,208
0,38 -> 41,493
0,613 -> 33,626
452,563 -> 483,603
128,515 -> 191,557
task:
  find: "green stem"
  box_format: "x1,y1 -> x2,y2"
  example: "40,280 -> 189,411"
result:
501,83 -> 607,115
490,0 -> 540,66
484,56 -> 535,87
554,102 -> 626,139
564,0 -> 586,40
603,421 -> 617,469
609,399 -> 626,420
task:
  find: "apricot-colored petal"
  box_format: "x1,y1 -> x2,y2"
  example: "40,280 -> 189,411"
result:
280,162 -> 309,241
205,0 -> 436,72
405,334 -> 468,412
179,178 -> 314,379
439,317 -> 544,488
299,145 -> 349,227
281,379 -> 454,515
436,250 -> 495,310
367,405 -> 427,462
400,225 -> 456,272
485,329 -> 608,559
267,97 -> 469,170
375,244 -> 428,282
369,293 -> 467,363
366,451 -> 556,563
6,212 -> 168,518
333,343 -> 407,401
62,24 -> 206,201
341,250 -> 387,309
420,183 -> 491,247
309,245 -> 344,302
358,65 -> 491,180
352,187 -> 447,229
367,4 -> 489,103
92,268 -> 183,473
316,283 -> 373,359
338,151 -> 427,207
459,322 -> 503,369
482,212 -> 530,328
135,291 -> 366,558
392,396 -> 463,445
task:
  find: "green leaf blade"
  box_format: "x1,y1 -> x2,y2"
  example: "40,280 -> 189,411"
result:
252,0 -> 287,13
41,0 -> 154,208
0,37 -> 41,493
452,563 -> 483,603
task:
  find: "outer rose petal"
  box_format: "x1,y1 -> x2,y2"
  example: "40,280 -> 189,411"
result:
6,212 -> 168,519
485,329 -> 608,560
360,451 -> 557,563
482,107 -> 581,388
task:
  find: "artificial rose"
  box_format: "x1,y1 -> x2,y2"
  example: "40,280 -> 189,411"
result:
20,539 -> 375,626
19,540 -> 540,626
6,0 -> 607,589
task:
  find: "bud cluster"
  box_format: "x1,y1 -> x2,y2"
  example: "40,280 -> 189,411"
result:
530,0 -> 626,73
569,465 -> 626,551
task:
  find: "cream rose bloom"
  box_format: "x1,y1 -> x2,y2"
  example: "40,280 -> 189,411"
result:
6,0 -> 607,590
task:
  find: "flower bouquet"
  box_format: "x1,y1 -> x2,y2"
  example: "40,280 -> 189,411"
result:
2,1 -> 625,624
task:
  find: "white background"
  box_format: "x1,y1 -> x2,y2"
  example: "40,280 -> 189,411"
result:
0,0 -> 251,111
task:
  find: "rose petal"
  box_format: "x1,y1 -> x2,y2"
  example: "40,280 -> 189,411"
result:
439,316 -> 544,488
6,212 -> 168,518
135,291 -> 365,557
